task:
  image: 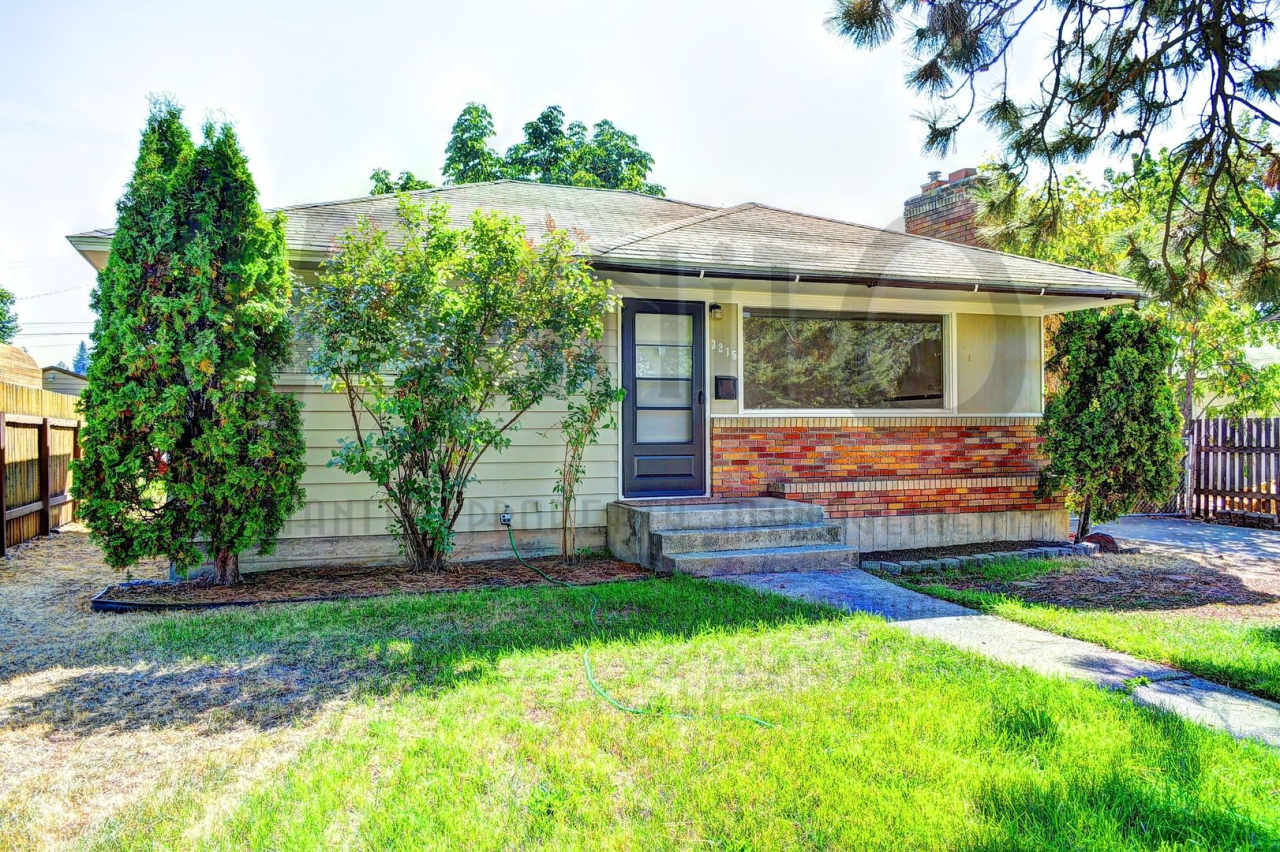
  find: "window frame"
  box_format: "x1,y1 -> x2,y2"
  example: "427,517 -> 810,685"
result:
736,306 -> 954,416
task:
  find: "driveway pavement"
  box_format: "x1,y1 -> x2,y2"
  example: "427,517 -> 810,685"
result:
1092,516 -> 1280,566
719,568 -> 1280,748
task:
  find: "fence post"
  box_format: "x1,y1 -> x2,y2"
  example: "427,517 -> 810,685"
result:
1183,426 -> 1196,518
0,413 -> 6,557
38,417 -> 50,536
1268,417 -> 1277,524
71,423 -> 81,521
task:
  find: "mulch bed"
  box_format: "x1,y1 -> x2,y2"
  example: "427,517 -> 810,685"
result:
92,555 -> 653,611
860,540 -> 1062,563
883,550 -> 1280,613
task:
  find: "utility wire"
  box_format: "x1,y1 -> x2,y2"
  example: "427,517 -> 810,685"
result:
16,285 -> 90,301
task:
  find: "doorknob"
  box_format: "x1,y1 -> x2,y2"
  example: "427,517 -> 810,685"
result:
698,389 -> 705,405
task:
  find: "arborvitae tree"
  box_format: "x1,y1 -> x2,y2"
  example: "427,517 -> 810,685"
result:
73,100 -> 305,585
1038,309 -> 1183,539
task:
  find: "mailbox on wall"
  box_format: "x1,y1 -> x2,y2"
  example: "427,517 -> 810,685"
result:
714,375 -> 738,400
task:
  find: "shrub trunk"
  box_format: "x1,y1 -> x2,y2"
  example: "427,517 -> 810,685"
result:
211,549 -> 241,586
400,524 -> 449,572
1076,494 -> 1094,542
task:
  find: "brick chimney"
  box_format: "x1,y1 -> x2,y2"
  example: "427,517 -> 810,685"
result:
903,167 -> 983,246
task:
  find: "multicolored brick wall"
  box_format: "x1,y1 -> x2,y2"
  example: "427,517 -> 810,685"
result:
710,416 -> 1063,518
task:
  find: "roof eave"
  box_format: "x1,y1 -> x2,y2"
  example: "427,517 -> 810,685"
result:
588,258 -> 1144,301
67,233 -> 111,264
67,233 -> 331,270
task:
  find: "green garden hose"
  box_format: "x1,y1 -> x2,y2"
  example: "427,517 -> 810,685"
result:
506,526 -> 773,728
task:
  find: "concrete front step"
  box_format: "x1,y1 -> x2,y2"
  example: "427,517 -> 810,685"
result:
652,522 -> 842,563
662,543 -> 859,577
607,498 -> 831,568
630,497 -> 825,532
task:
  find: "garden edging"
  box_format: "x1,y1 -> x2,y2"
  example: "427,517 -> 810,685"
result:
862,541 -> 1102,575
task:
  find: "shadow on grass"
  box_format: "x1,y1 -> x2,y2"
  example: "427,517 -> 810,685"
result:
0,575 -> 838,736
966,702 -> 1279,849
968,765 -> 1274,850
1251,625 -> 1280,648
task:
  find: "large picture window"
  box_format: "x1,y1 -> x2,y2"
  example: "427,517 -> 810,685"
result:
742,309 -> 944,410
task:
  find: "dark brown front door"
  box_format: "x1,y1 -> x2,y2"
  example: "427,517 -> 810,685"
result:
621,298 -> 706,497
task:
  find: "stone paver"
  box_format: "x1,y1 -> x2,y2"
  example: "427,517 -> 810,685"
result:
718,568 -> 1280,748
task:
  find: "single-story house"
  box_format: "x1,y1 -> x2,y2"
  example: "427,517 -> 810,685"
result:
42,365 -> 88,397
68,179 -> 1142,571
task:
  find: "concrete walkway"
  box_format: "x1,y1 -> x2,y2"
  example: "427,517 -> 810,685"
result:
1093,516 -> 1280,566
718,568 -> 1280,748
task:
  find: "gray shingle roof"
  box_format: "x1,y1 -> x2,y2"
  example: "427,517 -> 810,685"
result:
68,179 -> 1142,297
594,202 -> 1142,295
265,180 -> 714,254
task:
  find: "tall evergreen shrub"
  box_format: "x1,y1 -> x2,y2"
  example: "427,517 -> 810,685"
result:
73,100 -> 305,584
1038,308 -> 1183,538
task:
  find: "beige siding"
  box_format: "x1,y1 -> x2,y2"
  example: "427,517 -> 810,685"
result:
270,313 -> 620,548
42,371 -> 88,396
708,302 -> 739,415
255,285 -> 1047,568
955,313 -> 1042,414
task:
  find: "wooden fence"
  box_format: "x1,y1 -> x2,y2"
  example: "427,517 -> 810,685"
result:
1189,416 -> 1279,525
0,382 -> 82,553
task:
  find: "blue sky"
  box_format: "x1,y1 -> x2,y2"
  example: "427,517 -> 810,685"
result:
1,0 -> 1075,366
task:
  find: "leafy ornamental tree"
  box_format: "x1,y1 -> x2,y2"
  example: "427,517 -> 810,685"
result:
0,288 -> 17,344
976,147 -> 1280,419
369,168 -> 433,195
1038,309 -> 1182,540
73,101 -> 306,585
441,102 -> 508,185
828,0 -> 1280,306
301,197 -> 616,571
503,106 -> 664,195
372,102 -> 665,196
72,340 -> 91,375
1148,298 -> 1280,419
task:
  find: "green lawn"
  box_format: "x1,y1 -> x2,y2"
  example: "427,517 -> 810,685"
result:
77,576 -> 1280,850
897,557 -> 1280,703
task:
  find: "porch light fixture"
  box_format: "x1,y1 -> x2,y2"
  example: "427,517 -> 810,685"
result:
709,303 -> 724,320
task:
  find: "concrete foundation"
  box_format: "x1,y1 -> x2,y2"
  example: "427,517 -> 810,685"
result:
609,500 -> 1069,570
840,509 -> 1069,552
239,526 -> 605,572
237,507 -> 1066,573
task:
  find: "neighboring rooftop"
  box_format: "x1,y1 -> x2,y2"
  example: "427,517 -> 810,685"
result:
68,179 -> 1143,299
42,365 -> 87,380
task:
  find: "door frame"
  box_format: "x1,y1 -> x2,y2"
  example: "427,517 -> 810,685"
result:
618,297 -> 709,499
